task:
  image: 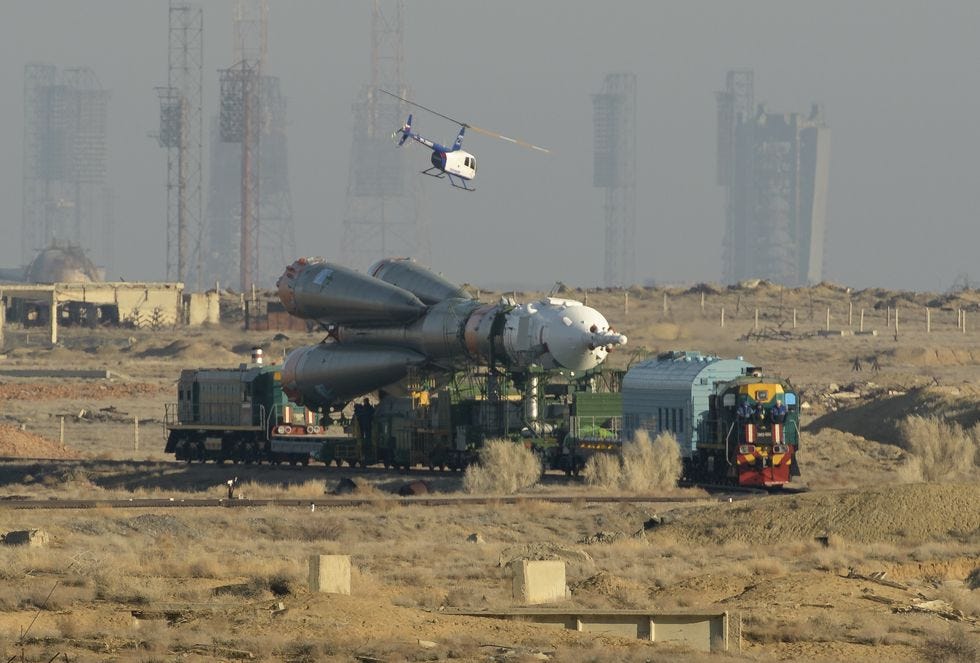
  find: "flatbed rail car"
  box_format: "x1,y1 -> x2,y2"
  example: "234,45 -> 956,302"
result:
164,361 -> 337,464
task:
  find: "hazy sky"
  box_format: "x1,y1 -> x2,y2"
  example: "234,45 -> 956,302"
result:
2,1 -> 978,291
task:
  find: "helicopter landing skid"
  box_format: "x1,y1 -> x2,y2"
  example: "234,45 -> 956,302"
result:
446,173 -> 475,192
421,167 -> 445,179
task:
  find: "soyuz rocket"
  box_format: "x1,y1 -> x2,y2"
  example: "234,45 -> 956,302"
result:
276,257 -> 627,409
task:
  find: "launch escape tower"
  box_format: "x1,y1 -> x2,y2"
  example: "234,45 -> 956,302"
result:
156,1 -> 204,287
716,70 -> 831,286
23,64 -> 113,275
593,73 -> 637,288
208,0 -> 296,293
340,0 -> 430,270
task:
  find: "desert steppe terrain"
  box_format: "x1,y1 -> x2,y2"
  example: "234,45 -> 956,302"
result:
0,282 -> 977,662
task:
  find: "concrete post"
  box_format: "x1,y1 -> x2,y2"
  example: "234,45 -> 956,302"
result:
720,307 -> 725,328
134,417 -> 140,451
860,309 -> 865,333
848,301 -> 853,327
662,292 -> 668,316
926,308 -> 931,333
50,290 -> 58,345
308,555 -> 351,594
0,295 -> 5,349
511,560 -> 567,605
825,307 -> 830,331
700,291 -> 705,312
60,416 -> 65,447
624,291 -> 629,316
792,308 -> 797,329
754,308 -> 758,330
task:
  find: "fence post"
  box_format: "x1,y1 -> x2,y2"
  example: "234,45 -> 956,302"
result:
721,307 -> 725,328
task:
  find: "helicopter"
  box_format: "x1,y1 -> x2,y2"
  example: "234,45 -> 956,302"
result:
380,89 -> 549,191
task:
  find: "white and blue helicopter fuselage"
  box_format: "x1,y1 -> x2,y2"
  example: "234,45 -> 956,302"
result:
396,114 -> 477,190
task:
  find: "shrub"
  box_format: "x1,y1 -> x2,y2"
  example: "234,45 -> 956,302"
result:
581,430 -> 682,492
921,626 -> 978,663
462,439 -> 541,494
581,453 -> 621,489
898,415 -> 978,482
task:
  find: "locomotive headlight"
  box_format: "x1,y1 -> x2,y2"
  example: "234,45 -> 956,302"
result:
738,444 -> 753,455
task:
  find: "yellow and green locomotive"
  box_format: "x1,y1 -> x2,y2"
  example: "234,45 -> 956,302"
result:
623,351 -> 799,487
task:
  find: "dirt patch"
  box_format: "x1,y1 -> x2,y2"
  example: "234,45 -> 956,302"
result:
0,424 -> 82,459
134,339 -> 243,365
649,483 -> 980,546
0,382 -> 165,401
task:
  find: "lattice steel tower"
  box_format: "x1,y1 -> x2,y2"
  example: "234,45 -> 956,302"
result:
340,0 -> 429,270
156,1 -> 203,286
209,0 -> 296,292
593,73 -> 636,287
22,64 -> 113,274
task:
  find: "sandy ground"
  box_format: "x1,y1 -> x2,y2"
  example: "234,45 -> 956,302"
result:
0,283 -> 977,661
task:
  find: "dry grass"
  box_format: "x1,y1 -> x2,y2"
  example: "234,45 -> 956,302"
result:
582,430 -> 682,491
897,415 -> 979,482
462,439 -> 542,494
920,626 -> 979,663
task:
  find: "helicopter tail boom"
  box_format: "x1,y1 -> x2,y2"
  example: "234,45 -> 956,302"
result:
452,125 -> 466,151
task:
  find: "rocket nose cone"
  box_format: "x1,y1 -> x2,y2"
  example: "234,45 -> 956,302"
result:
278,257 -> 323,315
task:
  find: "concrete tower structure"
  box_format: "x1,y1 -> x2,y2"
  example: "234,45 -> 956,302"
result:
717,70 -> 831,286
340,0 -> 429,270
593,73 -> 637,288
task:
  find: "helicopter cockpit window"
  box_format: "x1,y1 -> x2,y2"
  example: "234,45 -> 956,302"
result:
471,157 -> 477,172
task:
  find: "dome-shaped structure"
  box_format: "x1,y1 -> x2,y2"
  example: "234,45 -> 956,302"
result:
24,242 -> 102,284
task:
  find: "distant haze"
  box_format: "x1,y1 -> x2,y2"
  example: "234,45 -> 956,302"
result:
1,1 -> 978,292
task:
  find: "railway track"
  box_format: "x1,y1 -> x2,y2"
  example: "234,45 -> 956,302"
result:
0,457 -> 775,510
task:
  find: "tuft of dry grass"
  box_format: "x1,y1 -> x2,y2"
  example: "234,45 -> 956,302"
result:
920,626 -> 979,663
582,430 -> 682,492
897,415 -> 979,482
462,439 -> 541,494
580,452 -> 620,489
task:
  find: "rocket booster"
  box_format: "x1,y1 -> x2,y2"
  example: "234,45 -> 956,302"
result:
276,257 -> 626,409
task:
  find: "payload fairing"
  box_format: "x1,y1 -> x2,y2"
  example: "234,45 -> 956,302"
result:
277,257 -> 626,409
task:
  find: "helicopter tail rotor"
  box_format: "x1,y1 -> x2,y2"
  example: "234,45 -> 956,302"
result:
392,114 -> 413,146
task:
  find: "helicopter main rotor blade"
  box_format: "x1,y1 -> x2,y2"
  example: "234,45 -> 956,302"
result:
379,89 -> 467,127
467,125 -> 550,154
379,88 -> 550,154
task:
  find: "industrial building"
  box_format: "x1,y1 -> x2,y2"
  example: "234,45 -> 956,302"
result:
716,70 -> 831,286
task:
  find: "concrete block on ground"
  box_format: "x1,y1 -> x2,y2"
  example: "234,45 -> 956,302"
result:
308,554 -> 351,595
512,560 -> 566,605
